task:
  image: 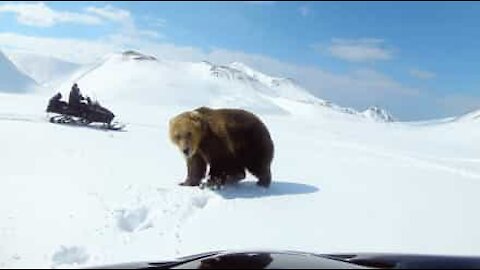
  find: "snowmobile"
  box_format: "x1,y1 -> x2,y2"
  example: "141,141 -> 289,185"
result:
46,93 -> 125,131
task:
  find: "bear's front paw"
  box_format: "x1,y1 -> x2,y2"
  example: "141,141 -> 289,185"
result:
179,179 -> 200,187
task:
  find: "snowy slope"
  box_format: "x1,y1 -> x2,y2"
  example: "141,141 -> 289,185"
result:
454,109 -> 480,123
6,51 -> 80,87
225,61 -> 318,102
0,51 -> 37,93
1,92 -> 480,269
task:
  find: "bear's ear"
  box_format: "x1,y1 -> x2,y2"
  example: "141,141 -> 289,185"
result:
189,111 -> 206,131
189,111 -> 202,123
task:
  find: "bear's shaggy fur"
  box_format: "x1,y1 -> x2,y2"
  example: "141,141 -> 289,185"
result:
169,107 -> 274,188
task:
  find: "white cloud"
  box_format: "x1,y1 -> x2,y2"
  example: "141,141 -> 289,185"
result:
0,32 -> 205,64
0,33 -> 116,63
298,5 -> 311,17
145,17 -> 167,28
138,30 -> 162,40
314,38 -> 393,62
409,68 -> 436,80
0,2 -> 102,27
85,5 -> 163,41
0,2 -> 162,42
85,5 -> 131,23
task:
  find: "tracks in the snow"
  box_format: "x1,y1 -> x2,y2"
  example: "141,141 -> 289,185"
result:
323,140 -> 480,180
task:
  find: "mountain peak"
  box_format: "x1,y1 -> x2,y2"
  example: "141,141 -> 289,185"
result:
228,62 -> 296,87
362,106 -> 395,122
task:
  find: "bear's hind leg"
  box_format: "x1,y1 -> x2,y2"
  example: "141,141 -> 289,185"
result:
224,168 -> 246,185
207,161 -> 245,187
256,169 -> 271,188
247,164 -> 271,188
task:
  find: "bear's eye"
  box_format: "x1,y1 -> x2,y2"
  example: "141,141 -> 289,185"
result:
175,134 -> 181,141
185,132 -> 192,139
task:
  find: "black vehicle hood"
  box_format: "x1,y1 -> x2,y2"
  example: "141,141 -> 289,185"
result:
84,250 -> 480,269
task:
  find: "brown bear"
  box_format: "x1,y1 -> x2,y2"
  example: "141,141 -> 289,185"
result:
169,106 -> 274,188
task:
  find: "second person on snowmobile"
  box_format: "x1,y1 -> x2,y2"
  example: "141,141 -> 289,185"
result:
69,83 -> 88,115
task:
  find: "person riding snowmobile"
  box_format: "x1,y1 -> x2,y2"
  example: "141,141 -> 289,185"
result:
50,92 -> 62,104
69,83 -> 87,113
46,84 -> 123,130
47,92 -> 67,111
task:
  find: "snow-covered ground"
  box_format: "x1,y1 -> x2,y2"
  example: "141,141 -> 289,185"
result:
1,51 -> 480,268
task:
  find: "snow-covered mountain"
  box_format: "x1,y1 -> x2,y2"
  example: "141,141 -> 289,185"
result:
54,50 -> 395,122
0,50 -> 37,93
207,61 -> 320,103
6,51 -> 80,87
0,49 -> 396,122
59,51 -> 290,115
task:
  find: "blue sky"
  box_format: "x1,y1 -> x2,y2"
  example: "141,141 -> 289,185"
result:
0,1 -> 479,120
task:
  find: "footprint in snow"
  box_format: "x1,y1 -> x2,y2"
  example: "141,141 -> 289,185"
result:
191,194 -> 209,209
51,246 -> 89,268
115,206 -> 152,233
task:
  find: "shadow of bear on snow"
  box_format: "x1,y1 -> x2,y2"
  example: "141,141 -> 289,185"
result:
213,181 -> 319,199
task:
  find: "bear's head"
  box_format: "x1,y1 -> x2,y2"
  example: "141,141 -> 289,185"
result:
169,111 -> 205,158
